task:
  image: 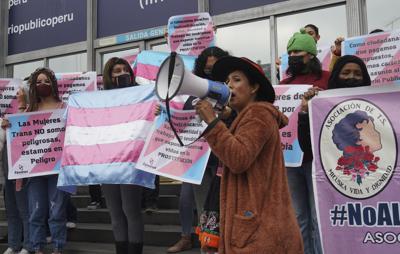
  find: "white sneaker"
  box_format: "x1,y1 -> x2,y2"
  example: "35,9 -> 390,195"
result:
66,221 -> 76,229
3,247 -> 16,254
18,249 -> 29,254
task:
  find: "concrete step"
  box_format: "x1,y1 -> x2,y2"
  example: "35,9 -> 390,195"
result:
0,207 -> 193,225
75,183 -> 182,196
71,194 -> 179,210
0,222 -> 199,247
0,242 -> 200,254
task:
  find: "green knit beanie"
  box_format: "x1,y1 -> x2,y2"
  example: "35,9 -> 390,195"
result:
287,28 -> 317,56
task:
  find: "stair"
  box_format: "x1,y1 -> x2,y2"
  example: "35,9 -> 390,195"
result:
0,182 -> 201,253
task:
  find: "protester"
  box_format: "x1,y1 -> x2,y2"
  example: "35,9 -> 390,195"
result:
166,46 -> 230,253
101,57 -> 144,254
281,28 -> 330,88
280,28 -> 331,254
2,67 -> 69,254
195,56 -> 303,253
297,55 -> 371,254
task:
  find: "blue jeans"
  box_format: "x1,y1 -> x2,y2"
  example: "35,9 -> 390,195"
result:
287,162 -> 322,254
4,179 -> 30,251
27,175 -> 69,252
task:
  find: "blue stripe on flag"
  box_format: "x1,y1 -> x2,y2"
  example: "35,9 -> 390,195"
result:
58,163 -> 156,189
136,51 -> 196,71
67,84 -> 156,109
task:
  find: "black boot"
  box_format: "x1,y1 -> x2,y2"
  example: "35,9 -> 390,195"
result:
128,242 -> 143,254
115,241 -> 129,254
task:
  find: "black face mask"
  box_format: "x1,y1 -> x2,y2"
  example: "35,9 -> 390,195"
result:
114,73 -> 132,88
288,55 -> 306,75
336,78 -> 365,88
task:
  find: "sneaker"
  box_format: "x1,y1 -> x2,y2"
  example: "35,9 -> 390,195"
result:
3,248 -> 16,254
66,221 -> 77,229
167,235 -> 192,253
18,249 -> 29,254
87,201 -> 101,210
144,203 -> 158,214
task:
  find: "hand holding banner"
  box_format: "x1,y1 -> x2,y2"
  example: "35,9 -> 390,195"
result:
6,109 -> 66,179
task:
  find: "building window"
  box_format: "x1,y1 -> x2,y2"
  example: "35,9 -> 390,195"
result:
367,0 -> 400,32
49,53 -> 87,73
102,48 -> 140,68
216,19 -> 271,77
13,60 -> 44,79
276,5 -> 347,57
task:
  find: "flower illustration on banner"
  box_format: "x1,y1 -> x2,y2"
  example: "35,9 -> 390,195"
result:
332,110 -> 382,185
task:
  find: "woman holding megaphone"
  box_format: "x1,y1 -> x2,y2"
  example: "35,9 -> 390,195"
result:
195,56 -> 303,253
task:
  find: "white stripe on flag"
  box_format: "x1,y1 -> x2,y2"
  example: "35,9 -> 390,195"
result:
65,120 -> 152,146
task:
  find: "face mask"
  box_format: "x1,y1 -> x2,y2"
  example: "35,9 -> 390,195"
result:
288,55 -> 306,75
114,73 -> 132,88
36,83 -> 53,97
203,68 -> 213,77
336,78 -> 365,88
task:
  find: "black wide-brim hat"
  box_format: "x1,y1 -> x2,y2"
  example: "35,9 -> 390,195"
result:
212,56 -> 275,103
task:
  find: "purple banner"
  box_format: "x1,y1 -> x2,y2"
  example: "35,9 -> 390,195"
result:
310,85 -> 400,253
209,0 -> 288,16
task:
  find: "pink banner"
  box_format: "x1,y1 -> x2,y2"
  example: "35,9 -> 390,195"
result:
56,72 -> 97,102
0,79 -> 25,117
6,109 -> 66,179
168,12 -> 215,56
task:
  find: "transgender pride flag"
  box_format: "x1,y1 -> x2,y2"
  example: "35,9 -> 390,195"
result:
58,85 -> 157,188
134,50 -> 196,85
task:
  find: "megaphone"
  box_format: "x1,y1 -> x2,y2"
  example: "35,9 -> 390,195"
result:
155,53 -> 230,111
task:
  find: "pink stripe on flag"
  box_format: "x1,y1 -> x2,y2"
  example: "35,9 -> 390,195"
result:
62,139 -> 145,166
135,63 -> 160,81
29,130 -> 65,174
157,145 -> 208,176
67,101 -> 156,127
11,113 -> 53,166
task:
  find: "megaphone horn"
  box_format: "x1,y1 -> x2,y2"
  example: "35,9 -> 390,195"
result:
155,54 -> 231,110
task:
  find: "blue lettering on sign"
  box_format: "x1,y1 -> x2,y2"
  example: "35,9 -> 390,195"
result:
347,202 -> 400,227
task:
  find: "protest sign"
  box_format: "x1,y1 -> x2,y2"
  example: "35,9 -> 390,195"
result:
167,12 -> 215,56
137,108 -> 211,184
0,78 -> 25,117
56,72 -> 97,103
58,85 -> 157,188
279,45 -> 331,81
309,85 -> 400,253
342,30 -> 400,85
274,85 -> 311,167
6,109 -> 66,179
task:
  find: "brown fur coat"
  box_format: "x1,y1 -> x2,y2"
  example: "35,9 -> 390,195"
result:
205,102 -> 303,254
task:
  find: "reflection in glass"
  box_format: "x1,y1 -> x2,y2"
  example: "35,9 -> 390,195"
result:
367,0 -> 400,32
49,53 -> 87,73
13,60 -> 44,79
277,5 -> 347,57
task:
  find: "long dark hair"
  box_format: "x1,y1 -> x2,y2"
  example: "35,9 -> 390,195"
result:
193,46 -> 229,79
103,57 -> 135,90
286,56 -> 323,83
27,67 -> 61,112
